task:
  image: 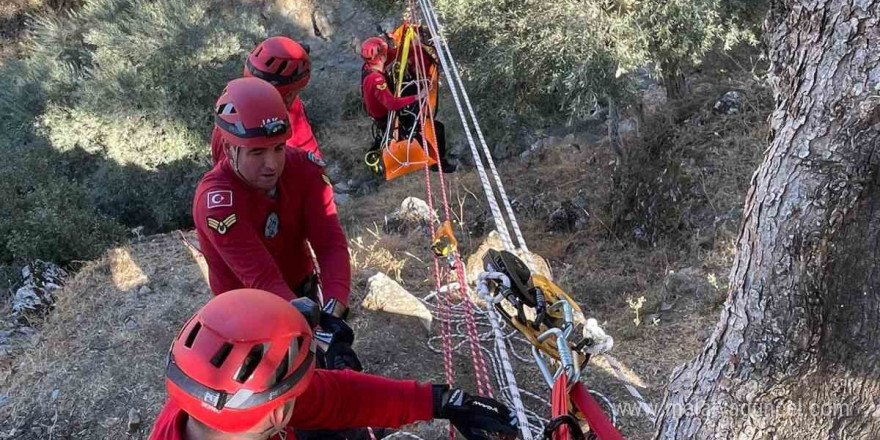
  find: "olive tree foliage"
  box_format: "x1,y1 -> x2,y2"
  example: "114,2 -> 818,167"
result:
631,0 -> 762,99
436,0 -> 647,126
433,0 -> 764,120
0,0 -> 304,267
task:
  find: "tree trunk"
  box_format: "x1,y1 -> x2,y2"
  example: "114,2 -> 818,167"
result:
661,61 -> 689,100
655,1 -> 880,439
607,93 -> 624,160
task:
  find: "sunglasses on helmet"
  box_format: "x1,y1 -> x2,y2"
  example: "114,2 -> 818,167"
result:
215,116 -> 290,139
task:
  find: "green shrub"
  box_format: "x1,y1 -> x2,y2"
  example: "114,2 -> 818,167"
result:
0,0 -> 306,267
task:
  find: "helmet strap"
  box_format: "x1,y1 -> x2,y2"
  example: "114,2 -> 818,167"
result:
226,144 -> 255,188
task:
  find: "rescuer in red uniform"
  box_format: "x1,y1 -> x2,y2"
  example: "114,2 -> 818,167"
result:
360,35 -> 456,173
193,77 -> 357,371
210,36 -> 322,165
147,289 -> 519,440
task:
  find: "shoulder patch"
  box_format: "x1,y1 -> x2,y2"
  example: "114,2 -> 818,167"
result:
206,213 -> 237,235
376,82 -> 388,91
206,190 -> 233,209
322,174 -> 332,186
307,151 -> 327,167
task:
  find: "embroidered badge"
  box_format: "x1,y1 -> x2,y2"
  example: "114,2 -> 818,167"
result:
207,213 -> 237,235
264,212 -> 279,238
206,190 -> 233,209
307,151 -> 327,167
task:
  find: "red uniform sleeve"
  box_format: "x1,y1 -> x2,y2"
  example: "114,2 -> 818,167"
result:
195,190 -> 296,300
289,370 -> 434,430
302,165 -> 351,306
370,75 -> 418,112
210,127 -> 224,166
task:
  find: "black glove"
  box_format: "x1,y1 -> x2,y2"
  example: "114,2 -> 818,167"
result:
315,313 -> 363,371
433,386 -> 519,440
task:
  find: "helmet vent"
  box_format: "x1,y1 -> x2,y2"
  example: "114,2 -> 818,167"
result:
211,342 -> 234,368
254,47 -> 263,57
270,349 -> 290,388
184,322 -> 201,348
216,103 -> 237,115
277,60 -> 289,75
266,56 -> 276,68
235,344 -> 266,383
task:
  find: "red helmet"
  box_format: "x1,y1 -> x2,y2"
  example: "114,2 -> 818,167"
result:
214,77 -> 291,148
361,37 -> 388,63
244,36 -> 311,97
165,289 -> 316,433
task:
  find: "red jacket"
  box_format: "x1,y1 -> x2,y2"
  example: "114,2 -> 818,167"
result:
147,370 -> 434,440
211,96 -> 320,165
192,148 -> 350,305
362,68 -> 418,120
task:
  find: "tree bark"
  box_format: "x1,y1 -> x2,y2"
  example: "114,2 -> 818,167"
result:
655,1 -> 880,439
607,93 -> 624,160
661,61 -> 689,100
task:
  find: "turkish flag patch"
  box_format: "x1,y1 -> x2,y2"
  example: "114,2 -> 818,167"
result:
206,190 -> 233,209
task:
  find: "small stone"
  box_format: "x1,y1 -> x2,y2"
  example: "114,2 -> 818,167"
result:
334,193 -> 352,205
660,301 -> 674,312
325,162 -> 343,182
138,285 -> 152,295
385,197 -> 435,233
18,326 -> 34,336
127,408 -> 142,432
0,395 -> 8,408
713,91 -> 741,115
333,182 -> 351,194
124,317 -> 139,330
362,273 -> 432,331
31,426 -> 42,436
51,389 -> 59,401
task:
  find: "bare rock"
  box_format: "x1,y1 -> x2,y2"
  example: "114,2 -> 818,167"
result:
385,197 -> 436,234
548,201 -> 588,232
334,193 -> 352,205
12,261 -> 66,317
713,91 -> 741,115
465,231 -> 553,283
138,285 -> 152,295
127,408 -> 141,432
362,272 -> 432,331
491,142 -> 514,160
664,267 -> 710,298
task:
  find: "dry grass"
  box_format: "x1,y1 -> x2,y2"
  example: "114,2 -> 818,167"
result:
0,73 -> 770,439
0,232 -> 210,439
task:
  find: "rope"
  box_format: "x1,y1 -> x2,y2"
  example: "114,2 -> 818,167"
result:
421,290 -> 549,439
414,0 -> 515,251
418,0 -> 530,254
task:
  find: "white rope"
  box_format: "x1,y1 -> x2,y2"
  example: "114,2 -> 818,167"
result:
478,275 -> 535,440
418,0 -> 530,254
414,0 -> 515,252
406,2 -> 654,435
420,290 -> 547,439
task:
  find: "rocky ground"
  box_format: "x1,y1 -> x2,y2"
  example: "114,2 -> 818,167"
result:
0,1 -> 770,438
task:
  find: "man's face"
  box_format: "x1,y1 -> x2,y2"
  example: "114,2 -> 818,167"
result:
230,143 -> 286,190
